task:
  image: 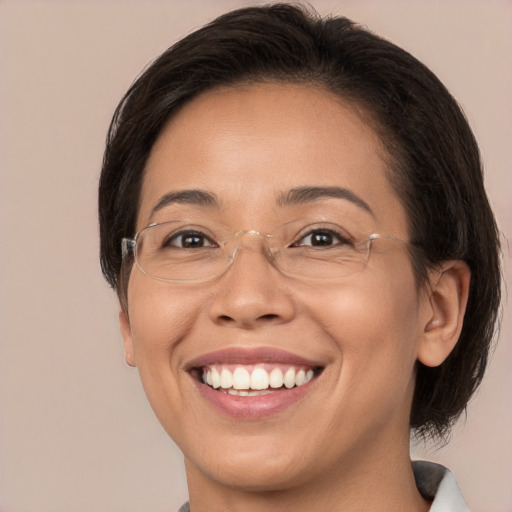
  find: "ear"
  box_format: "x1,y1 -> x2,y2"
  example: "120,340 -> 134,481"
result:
417,260 -> 471,367
119,309 -> 136,367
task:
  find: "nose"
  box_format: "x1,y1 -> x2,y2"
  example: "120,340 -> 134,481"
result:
208,233 -> 295,329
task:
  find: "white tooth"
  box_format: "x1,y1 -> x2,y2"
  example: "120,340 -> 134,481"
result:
206,370 -> 212,386
305,369 -> 314,383
238,390 -> 249,396
296,369 -> 306,386
211,368 -> 221,389
284,367 -> 296,389
251,367 -> 269,390
228,389 -> 239,396
269,367 -> 284,388
247,389 -> 272,396
232,367 -> 251,389
220,368 -> 233,389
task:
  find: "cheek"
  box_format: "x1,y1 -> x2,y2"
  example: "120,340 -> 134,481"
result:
316,270 -> 419,339
125,277 -> 209,439
308,266 -> 422,398
125,276 -> 203,394
127,277 -> 200,354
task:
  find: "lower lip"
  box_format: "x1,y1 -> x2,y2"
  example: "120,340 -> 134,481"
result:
192,378 -> 316,420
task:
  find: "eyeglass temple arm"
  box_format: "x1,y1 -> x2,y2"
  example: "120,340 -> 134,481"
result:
121,238 -> 136,258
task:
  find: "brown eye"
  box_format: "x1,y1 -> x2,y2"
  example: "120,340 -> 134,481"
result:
310,231 -> 334,246
295,229 -> 350,248
164,230 -> 216,249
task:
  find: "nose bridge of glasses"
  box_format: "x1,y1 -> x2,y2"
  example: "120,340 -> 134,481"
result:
227,229 -> 277,261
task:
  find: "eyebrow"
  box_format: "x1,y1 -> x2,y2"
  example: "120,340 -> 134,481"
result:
149,185 -> 374,219
150,189 -> 219,218
277,186 -> 374,215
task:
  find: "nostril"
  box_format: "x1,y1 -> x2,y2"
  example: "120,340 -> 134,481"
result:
214,312 -> 283,329
258,313 -> 279,321
218,315 -> 235,323
217,313 -> 279,324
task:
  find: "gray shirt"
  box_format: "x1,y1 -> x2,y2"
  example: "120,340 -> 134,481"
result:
178,460 -> 469,511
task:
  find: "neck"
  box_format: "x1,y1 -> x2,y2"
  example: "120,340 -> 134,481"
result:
185,428 -> 431,512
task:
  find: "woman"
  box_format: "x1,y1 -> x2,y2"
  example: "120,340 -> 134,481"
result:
98,4 -> 501,511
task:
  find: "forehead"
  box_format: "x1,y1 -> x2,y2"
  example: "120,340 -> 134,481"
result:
139,83 -> 407,234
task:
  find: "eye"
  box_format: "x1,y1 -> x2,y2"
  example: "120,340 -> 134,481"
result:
163,230 -> 217,249
293,228 -> 351,248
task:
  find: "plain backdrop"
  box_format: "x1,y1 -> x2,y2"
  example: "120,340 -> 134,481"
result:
0,1 -> 511,511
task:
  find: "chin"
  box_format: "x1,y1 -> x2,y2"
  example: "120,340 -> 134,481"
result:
189,450 -> 314,493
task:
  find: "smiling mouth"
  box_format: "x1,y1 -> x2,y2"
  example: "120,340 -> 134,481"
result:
192,364 -> 323,396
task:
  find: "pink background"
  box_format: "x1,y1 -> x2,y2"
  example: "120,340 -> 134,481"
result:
0,1 -> 510,511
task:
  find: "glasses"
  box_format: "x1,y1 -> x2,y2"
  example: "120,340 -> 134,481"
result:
121,220 -> 410,283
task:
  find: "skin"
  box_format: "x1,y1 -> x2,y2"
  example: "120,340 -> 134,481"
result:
119,83 -> 470,511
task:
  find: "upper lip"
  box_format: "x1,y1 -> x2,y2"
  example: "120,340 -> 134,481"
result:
185,347 -> 325,370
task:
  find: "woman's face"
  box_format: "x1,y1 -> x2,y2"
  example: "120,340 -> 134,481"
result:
121,83 -> 431,492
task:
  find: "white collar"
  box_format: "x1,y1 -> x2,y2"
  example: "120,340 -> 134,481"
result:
413,460 -> 470,511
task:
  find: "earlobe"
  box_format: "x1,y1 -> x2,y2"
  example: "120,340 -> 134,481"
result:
119,309 -> 136,367
417,260 -> 471,367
